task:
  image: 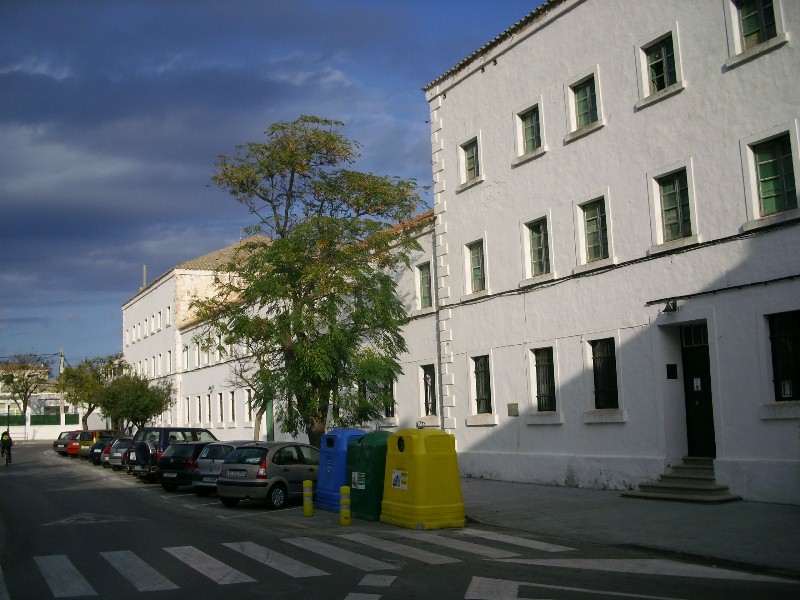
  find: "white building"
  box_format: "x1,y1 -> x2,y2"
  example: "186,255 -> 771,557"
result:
122,0 -> 799,504
121,237 -> 297,442
411,0 -> 799,503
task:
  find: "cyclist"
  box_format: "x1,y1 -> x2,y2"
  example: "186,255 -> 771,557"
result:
1,430 -> 12,465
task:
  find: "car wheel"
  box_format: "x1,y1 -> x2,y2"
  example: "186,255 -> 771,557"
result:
162,483 -> 178,492
267,484 -> 287,509
221,497 -> 239,507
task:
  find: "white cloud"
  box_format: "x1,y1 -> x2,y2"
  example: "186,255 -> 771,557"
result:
0,57 -> 73,80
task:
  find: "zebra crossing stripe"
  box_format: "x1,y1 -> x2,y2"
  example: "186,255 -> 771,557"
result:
224,541 -> 329,578
284,537 -> 399,572
100,550 -> 179,591
392,530 -> 520,559
163,546 -> 256,584
34,555 -> 97,598
457,528 -> 574,552
338,533 -> 460,565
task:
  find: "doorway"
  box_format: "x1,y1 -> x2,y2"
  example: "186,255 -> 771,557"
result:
680,323 -> 716,457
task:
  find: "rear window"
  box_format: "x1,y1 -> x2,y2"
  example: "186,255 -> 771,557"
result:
199,445 -> 233,460
162,444 -> 198,458
225,447 -> 267,465
79,432 -> 94,441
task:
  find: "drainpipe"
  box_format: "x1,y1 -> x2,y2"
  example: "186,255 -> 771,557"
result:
431,218 -> 446,431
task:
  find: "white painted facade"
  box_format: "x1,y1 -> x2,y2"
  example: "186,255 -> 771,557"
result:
121,244 -> 279,442
415,0 -> 800,503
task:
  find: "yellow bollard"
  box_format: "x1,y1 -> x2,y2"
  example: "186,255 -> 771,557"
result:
303,480 -> 314,517
339,485 -> 351,526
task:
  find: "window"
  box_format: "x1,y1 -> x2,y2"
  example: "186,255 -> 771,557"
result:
196,396 -> 202,423
384,381 -> 395,418
206,394 -> 212,423
166,350 -> 172,374
583,199 -> 609,262
185,397 -> 190,424
473,355 -> 492,414
418,262 -> 433,309
157,311 -> 162,330
467,240 -> 486,293
659,170 -> 692,241
247,389 -> 254,421
521,106 -> 541,153
422,364 -> 436,416
573,77 -> 597,129
533,348 -> 556,411
463,139 -> 480,181
193,343 -> 200,368
166,306 -> 171,327
646,36 -> 676,94
590,339 -> 618,409
768,311 -> 800,401
157,354 -> 162,377
528,219 -> 550,276
218,393 -> 224,422
182,346 -> 188,370
738,0 -> 777,50
754,135 -> 796,216
229,391 -> 236,422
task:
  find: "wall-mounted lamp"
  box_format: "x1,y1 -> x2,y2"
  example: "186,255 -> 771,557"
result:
662,300 -> 678,313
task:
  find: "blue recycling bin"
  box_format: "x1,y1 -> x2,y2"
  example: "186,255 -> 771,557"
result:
314,428 -> 365,512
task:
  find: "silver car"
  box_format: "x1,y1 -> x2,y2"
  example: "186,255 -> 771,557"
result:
216,442 -> 320,509
192,440 -> 251,497
107,437 -> 133,470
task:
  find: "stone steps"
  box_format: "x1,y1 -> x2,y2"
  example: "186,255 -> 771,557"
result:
622,457 -> 742,504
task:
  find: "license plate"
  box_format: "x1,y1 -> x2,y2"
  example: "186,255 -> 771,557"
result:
163,472 -> 177,478
129,452 -> 136,460
227,469 -> 247,478
202,476 -> 218,483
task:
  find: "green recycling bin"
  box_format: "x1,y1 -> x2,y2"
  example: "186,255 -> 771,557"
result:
347,431 -> 390,521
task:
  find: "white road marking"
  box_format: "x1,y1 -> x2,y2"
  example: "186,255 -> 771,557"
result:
224,541 -> 328,578
358,574 -> 396,587
100,550 -> 179,591
393,530 -> 519,558
498,558 -> 800,583
465,575 -> 688,600
34,555 -> 97,598
284,537 -> 398,571
457,528 -> 574,552
163,546 -> 255,584
339,533 -> 459,565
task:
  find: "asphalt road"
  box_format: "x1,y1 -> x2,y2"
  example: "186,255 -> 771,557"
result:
0,444 -> 797,600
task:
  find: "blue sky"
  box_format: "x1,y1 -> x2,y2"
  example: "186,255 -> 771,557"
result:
0,0 -> 543,368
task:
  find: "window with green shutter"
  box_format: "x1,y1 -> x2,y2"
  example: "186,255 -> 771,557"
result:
473,355 -> 492,414
583,199 -> 609,262
463,139 -> 480,181
528,219 -> 550,276
468,241 -> 485,292
521,107 -> 541,153
659,170 -> 692,241
738,0 -> 777,51
754,135 -> 796,216
646,36 -> 677,93
573,77 -> 597,129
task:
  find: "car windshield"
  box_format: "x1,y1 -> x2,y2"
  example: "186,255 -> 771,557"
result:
225,447 -> 267,465
113,439 -> 132,449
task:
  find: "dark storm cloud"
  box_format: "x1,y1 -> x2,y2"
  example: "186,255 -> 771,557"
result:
0,0 -> 543,364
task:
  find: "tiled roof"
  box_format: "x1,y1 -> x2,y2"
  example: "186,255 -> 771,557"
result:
175,235 -> 270,271
422,0 -> 564,91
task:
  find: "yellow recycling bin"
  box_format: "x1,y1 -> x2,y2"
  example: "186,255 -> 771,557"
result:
379,428 -> 465,530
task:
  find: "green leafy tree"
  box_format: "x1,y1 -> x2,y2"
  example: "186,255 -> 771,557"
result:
98,374 -> 173,433
193,116 -> 424,447
0,354 -> 52,421
56,355 -> 121,430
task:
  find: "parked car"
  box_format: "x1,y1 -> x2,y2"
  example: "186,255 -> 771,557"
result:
156,441 -> 214,492
74,429 -> 121,459
192,440 -> 252,497
107,437 -> 133,470
128,427 -> 217,482
53,430 -> 79,456
216,442 -> 320,509
88,435 -> 117,465
100,439 -> 114,467
65,431 -> 83,458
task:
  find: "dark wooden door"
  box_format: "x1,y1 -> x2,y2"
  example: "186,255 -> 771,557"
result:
681,324 -> 716,458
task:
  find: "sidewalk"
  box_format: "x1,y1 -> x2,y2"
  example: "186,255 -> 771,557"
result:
460,477 -> 800,579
